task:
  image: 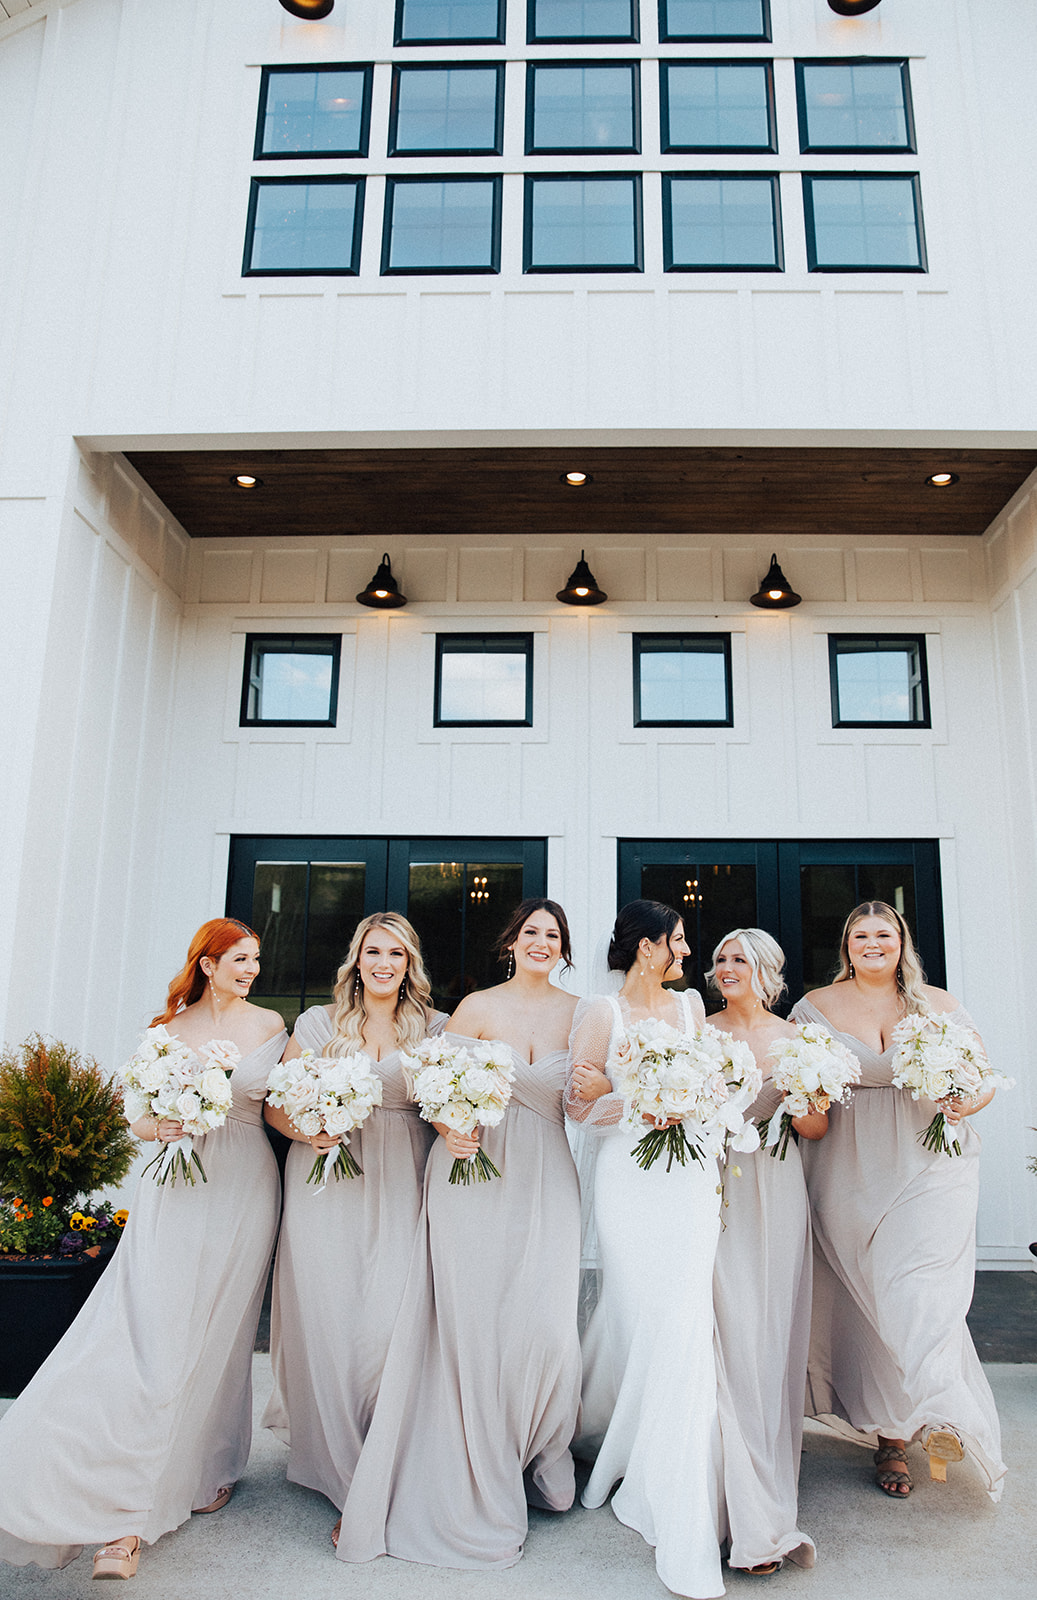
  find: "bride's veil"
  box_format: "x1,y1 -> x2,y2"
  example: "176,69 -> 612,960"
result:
567,929 -> 623,1310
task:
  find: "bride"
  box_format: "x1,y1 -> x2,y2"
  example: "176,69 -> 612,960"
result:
565,899 -> 724,1600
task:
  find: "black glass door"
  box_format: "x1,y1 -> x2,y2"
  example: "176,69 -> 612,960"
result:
618,838 -> 943,1010
227,835 -> 547,1024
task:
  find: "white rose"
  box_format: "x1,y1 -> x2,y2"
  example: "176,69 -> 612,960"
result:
438,1101 -> 478,1133
200,1067 -> 233,1104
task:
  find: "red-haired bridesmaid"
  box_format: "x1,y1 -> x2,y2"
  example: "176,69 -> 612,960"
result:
0,918 -> 286,1579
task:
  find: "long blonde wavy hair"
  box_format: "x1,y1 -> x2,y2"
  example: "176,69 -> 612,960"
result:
833,900 -> 929,1014
326,913 -> 434,1054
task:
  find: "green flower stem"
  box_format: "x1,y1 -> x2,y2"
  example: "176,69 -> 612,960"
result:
630,1124 -> 703,1173
448,1149 -> 502,1185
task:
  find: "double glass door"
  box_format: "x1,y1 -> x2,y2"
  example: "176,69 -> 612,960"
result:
226,836 -> 547,1026
618,838 -> 944,1009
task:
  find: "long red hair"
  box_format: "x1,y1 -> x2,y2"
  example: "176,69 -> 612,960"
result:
151,918 -> 260,1025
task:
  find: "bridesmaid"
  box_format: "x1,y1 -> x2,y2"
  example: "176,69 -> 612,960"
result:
790,900 -> 1005,1501
566,899 -> 723,1600
706,928 -> 825,1577
261,912 -> 446,1528
334,897 -> 581,1569
0,918 -> 285,1578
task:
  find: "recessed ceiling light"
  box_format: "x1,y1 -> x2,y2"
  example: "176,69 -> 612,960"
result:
561,471 -> 592,486
231,474 -> 263,488
926,472 -> 959,487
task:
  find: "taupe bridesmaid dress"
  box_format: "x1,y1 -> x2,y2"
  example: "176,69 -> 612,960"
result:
790,996 -> 1005,1500
0,1029 -> 285,1569
713,1078 -> 816,1572
261,1004 -> 446,1508
334,1039 -> 582,1569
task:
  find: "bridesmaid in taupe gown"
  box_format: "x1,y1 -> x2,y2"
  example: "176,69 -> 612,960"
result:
790,901 -> 1005,1502
334,897 -> 582,1569
706,927 -> 825,1577
261,913 -> 446,1532
0,918 -> 286,1579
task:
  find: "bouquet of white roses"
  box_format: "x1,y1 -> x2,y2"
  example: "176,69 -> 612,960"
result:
121,1026 -> 238,1186
265,1048 -> 383,1186
403,1037 -> 515,1184
759,1023 -> 861,1159
611,1019 -> 763,1173
890,1010 -> 1010,1156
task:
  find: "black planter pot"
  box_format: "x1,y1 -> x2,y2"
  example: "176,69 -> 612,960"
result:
0,1242 -> 117,1397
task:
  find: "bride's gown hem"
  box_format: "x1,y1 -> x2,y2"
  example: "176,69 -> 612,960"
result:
0,1030 -> 286,1570
791,995 -> 1005,1504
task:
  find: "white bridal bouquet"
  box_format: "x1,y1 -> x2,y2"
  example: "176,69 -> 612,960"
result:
890,1010 -> 1011,1156
121,1026 -> 238,1186
265,1048 -> 383,1186
759,1023 -> 861,1160
403,1037 -> 515,1184
611,1019 -> 763,1173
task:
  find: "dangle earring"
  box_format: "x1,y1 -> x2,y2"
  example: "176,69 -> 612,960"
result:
354,971 -> 361,1002
848,962 -> 855,979
506,950 -> 515,980
206,969 -> 222,1011
398,976 -> 407,1002
896,962 -> 903,986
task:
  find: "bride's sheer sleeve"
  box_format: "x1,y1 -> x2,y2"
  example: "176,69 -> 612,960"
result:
565,996 -> 626,1134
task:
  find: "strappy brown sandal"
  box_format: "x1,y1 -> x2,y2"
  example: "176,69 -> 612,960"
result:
92,1536 -> 141,1579
331,1517 -> 341,1549
874,1443 -> 912,1497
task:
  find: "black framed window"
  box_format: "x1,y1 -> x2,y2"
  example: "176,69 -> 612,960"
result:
526,62 -> 640,154
659,0 -> 770,42
829,635 -> 930,728
524,174 -> 643,271
663,173 -> 781,270
389,64 -> 504,155
661,62 -> 775,152
802,174 -> 926,272
240,635 -> 342,727
796,59 -> 914,153
528,0 -> 638,42
254,65 -> 373,158
382,176 -> 502,273
395,0 -> 505,43
243,177 -> 364,275
434,634 -> 534,726
634,634 -> 733,726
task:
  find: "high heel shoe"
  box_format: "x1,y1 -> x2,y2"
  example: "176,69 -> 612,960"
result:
193,1484 -> 235,1514
922,1426 -> 964,1482
92,1537 -> 141,1579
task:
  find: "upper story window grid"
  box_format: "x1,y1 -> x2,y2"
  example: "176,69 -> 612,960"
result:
246,8 -> 924,278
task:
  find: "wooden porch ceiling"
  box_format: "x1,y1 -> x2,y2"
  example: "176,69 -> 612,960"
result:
125,446 -> 1037,542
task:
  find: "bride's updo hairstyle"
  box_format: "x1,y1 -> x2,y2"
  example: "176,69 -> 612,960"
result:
706,927 -> 786,1008
608,899 -> 683,980
494,897 -> 574,973
152,918 -> 260,1025
833,900 -> 928,1014
327,912 -> 434,1055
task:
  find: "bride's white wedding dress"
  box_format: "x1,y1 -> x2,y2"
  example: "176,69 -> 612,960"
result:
566,990 -> 724,1600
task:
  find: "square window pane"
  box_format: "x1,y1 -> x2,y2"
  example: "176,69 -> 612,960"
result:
804,175 -> 925,270
529,0 -> 637,40
665,175 -> 780,268
635,636 -> 731,724
830,637 -> 928,725
384,178 -> 500,272
396,0 -> 504,41
258,67 -> 370,156
659,0 -> 769,41
662,62 -> 774,150
242,636 -> 340,724
528,64 -> 638,152
391,66 -> 502,153
245,180 -> 363,274
436,636 -> 532,724
526,175 -> 641,270
798,62 -> 912,151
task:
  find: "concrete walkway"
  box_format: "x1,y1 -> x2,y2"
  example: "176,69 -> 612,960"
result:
2,1357 -> 1034,1600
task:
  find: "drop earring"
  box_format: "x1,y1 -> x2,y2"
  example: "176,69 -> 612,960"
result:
354,972 -> 361,1002
506,951 -> 515,980
848,961 -> 855,979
